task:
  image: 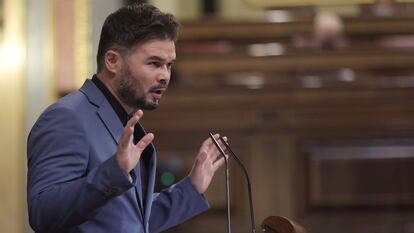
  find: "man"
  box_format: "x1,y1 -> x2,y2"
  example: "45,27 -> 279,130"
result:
27,3 -> 225,233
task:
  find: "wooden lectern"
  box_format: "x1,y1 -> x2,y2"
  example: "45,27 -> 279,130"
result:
261,216 -> 307,233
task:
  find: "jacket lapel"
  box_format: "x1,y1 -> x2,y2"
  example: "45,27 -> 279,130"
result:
79,79 -> 146,218
97,102 -> 148,218
132,122 -> 157,227
133,123 -> 154,223
80,79 -> 123,144
96,101 -> 123,144
134,164 -> 144,213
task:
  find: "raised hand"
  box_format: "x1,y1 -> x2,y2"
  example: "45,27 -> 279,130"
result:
189,134 -> 227,194
116,110 -> 154,174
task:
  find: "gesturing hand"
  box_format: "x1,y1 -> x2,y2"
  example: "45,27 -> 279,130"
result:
189,134 -> 227,194
116,110 -> 154,174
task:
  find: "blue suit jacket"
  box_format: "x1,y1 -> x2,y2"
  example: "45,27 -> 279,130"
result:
27,79 -> 209,233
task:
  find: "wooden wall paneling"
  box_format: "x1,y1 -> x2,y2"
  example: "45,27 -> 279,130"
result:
248,134 -> 298,226
297,138 -> 414,233
173,67 -> 414,90
178,17 -> 414,41
155,88 -> 414,111
176,52 -> 414,75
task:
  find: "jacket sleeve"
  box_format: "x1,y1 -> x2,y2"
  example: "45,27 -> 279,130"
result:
27,106 -> 134,233
148,177 -> 209,233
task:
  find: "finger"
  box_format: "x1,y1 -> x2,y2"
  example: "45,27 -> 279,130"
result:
209,148 -> 223,164
127,110 -> 143,127
205,133 -> 222,154
202,133 -> 220,149
135,133 -> 155,153
118,110 -> 143,149
208,139 -> 227,161
212,155 -> 227,171
213,152 -> 226,164
212,136 -> 229,159
118,123 -> 135,153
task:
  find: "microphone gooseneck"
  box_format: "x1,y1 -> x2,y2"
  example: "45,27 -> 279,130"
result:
219,136 -> 256,233
209,133 -> 231,233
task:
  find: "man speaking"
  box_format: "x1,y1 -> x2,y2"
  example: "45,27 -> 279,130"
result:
27,3 -> 225,233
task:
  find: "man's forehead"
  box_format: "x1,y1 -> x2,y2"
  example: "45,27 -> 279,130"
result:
133,39 -> 176,60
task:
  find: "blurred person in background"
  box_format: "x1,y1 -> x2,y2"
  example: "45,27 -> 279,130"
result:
313,11 -> 347,49
292,10 -> 347,49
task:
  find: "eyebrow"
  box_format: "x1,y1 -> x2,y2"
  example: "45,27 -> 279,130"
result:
148,56 -> 176,63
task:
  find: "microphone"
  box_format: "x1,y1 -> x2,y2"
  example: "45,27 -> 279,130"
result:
209,133 -> 231,233
219,136 -> 257,233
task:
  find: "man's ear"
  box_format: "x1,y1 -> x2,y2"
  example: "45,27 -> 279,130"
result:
104,50 -> 123,74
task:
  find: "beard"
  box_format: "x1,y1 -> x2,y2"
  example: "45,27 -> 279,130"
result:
115,65 -> 159,111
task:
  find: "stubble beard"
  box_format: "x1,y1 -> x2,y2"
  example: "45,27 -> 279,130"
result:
116,65 -> 159,111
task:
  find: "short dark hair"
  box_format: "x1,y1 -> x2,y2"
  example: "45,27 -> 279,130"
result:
96,3 -> 179,71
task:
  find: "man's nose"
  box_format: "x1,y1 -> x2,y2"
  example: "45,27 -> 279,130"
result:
158,65 -> 170,85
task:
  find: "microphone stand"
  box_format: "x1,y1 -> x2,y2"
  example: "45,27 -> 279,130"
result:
219,136 -> 257,233
209,133 -> 231,233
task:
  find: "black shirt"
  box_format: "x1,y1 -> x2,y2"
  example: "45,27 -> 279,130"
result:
92,75 -> 149,204
92,75 -> 129,125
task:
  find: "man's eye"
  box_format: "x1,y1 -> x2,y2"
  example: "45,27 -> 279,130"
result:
150,62 -> 161,67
